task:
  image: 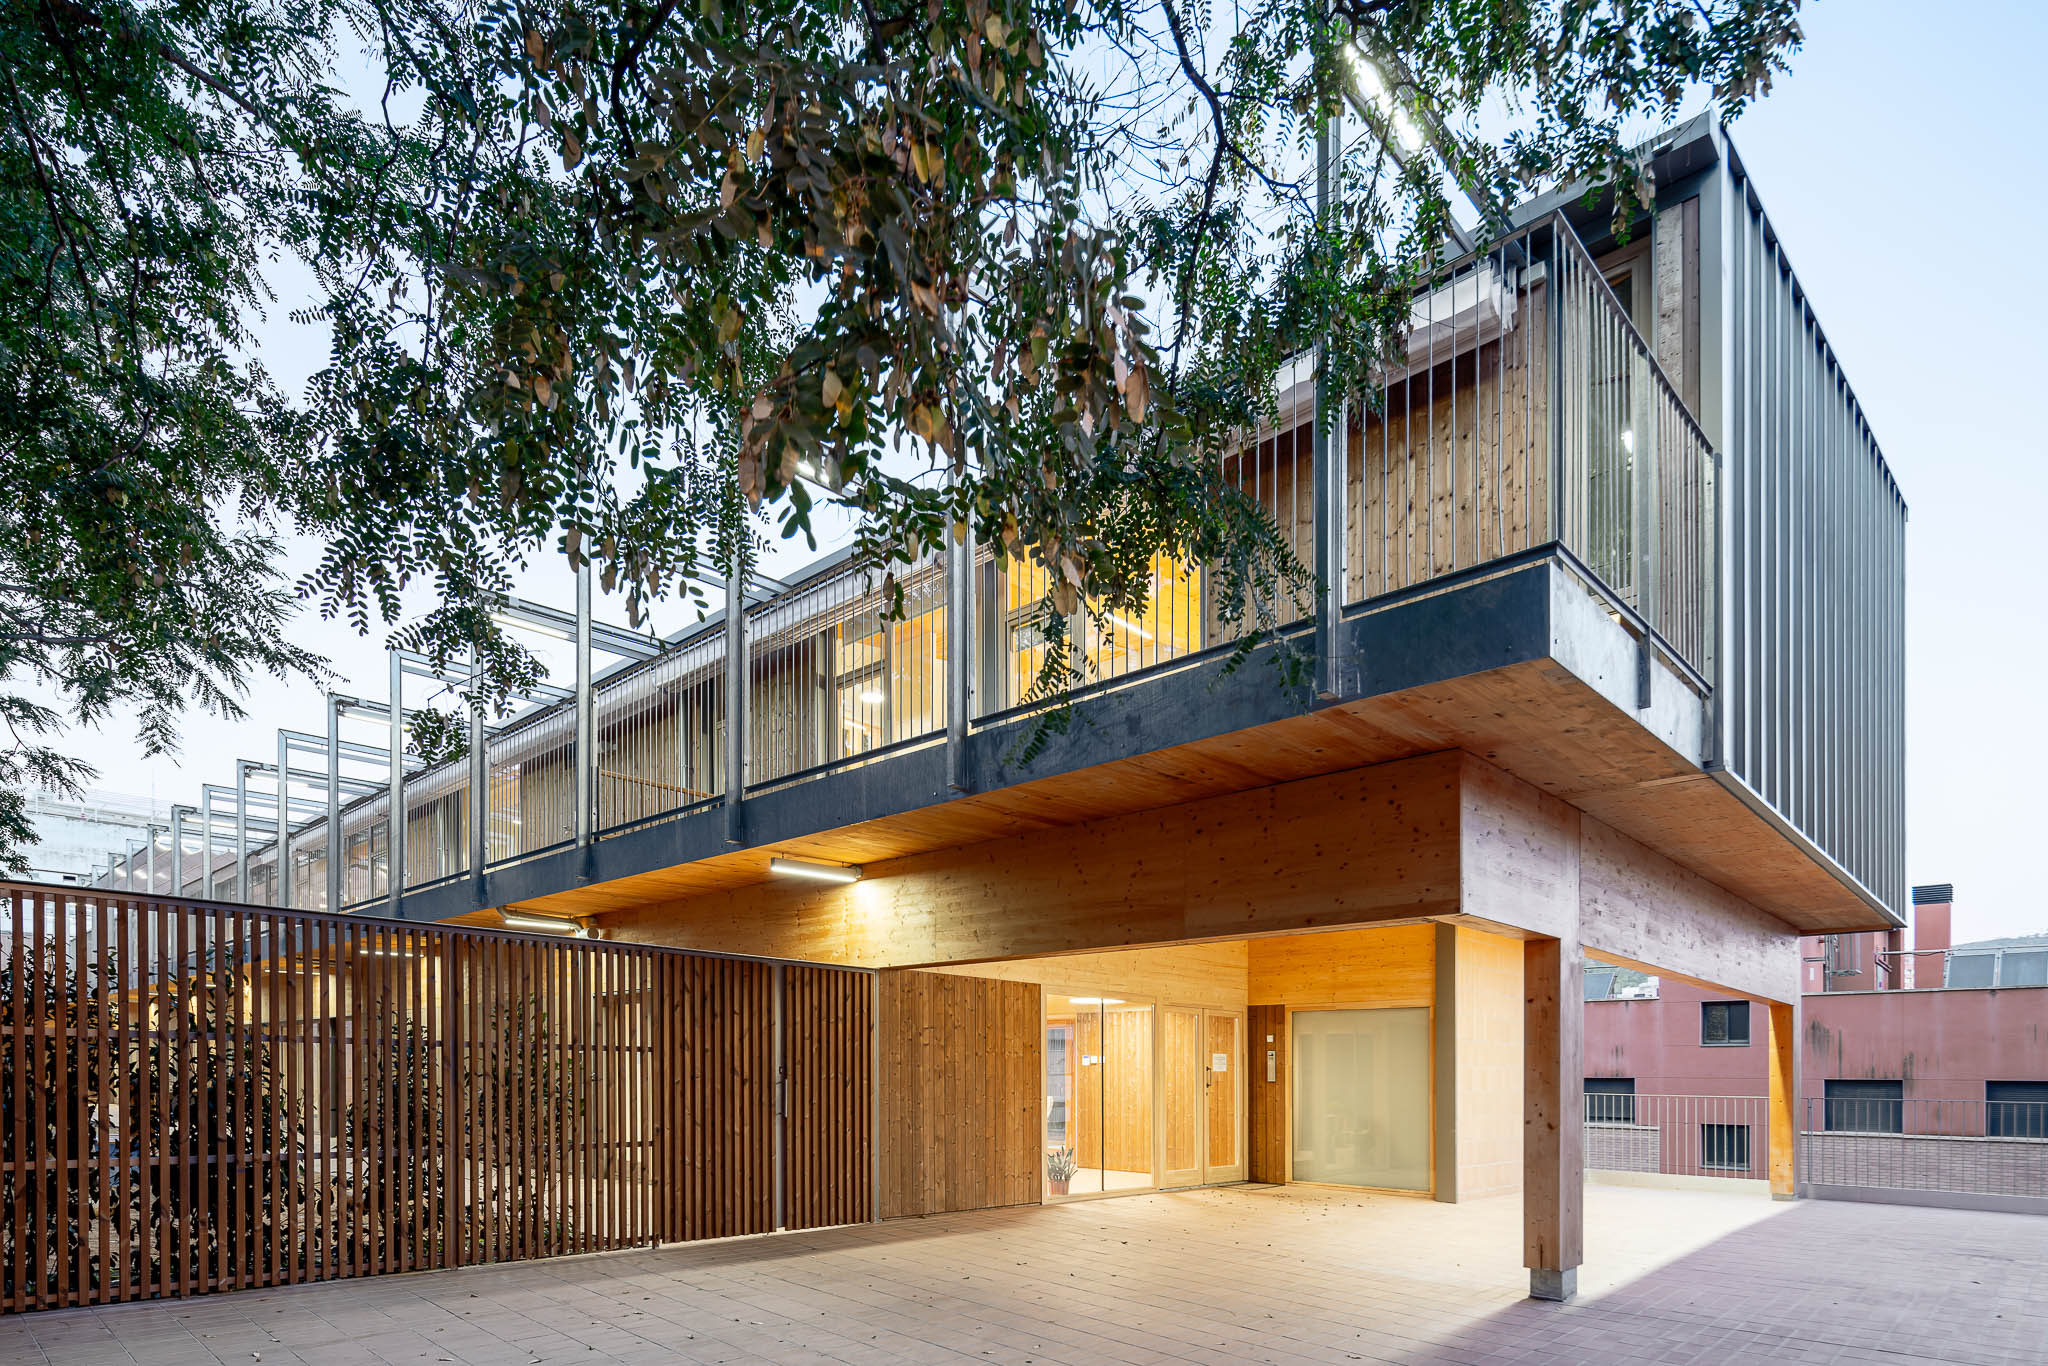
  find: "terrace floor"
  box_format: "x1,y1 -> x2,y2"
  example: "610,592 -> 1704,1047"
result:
9,1183 -> 2047,1366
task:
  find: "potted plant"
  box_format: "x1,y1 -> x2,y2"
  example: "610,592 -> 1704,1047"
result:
1046,1147 -> 1077,1196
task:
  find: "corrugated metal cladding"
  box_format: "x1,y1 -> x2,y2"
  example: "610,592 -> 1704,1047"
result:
1718,149 -> 1907,920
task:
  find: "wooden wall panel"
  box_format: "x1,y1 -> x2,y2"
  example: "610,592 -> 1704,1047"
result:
1247,925 -> 1434,1008
1452,926 -> 1525,1199
927,941 -> 1248,1008
877,970 -> 1039,1219
782,965 -> 872,1231
1247,1004 -> 1287,1183
0,883 -> 852,1316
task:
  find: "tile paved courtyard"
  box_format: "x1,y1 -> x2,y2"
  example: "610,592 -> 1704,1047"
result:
8,1184 -> 2046,1366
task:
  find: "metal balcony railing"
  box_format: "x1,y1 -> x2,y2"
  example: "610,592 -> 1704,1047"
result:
1583,1093 -> 1770,1181
93,214 -> 1720,914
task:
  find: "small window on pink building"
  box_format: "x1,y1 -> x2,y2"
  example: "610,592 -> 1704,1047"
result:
1700,1000 -> 1749,1047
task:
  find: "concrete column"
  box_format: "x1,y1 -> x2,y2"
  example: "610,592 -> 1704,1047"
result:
1524,933 -> 1584,1302
1768,998 -> 1797,1200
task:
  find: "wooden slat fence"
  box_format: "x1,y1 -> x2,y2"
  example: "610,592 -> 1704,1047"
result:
0,882 -> 871,1314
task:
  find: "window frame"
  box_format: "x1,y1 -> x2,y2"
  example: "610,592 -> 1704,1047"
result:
1699,1122 -> 1751,1172
1986,1081 -> 2048,1139
1700,999 -> 1751,1048
1823,1079 -> 1904,1134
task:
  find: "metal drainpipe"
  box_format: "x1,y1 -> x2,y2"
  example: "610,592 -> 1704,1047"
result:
200,787 -> 214,900
388,649 -> 405,919
945,488 -> 973,793
327,693 -> 343,915
169,807 -> 185,898
723,548 -> 746,846
276,730 -> 293,909
1313,97 -> 1346,701
575,561 -> 594,850
469,654 -> 488,893
234,760 -> 250,902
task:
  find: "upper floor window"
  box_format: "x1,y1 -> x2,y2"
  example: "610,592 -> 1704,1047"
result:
1824,1079 -> 1903,1133
1987,1081 -> 2048,1139
1700,1000 -> 1750,1047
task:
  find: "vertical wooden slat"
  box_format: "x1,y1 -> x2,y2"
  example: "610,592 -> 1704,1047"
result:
347,919 -> 366,1282
114,898 -> 134,1303
69,889 -> 88,1304
93,896 -> 111,1306
27,889 -> 47,1310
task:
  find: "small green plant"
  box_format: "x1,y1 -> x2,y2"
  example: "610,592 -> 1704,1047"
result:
1046,1147 -> 1078,1183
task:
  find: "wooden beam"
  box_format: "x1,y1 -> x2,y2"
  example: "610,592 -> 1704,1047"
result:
1768,1000 -> 1796,1200
1524,934 -> 1584,1302
600,752 -> 1464,965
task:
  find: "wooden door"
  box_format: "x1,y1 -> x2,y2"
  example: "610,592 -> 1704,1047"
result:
1204,1011 -> 1246,1184
1160,1006 -> 1204,1188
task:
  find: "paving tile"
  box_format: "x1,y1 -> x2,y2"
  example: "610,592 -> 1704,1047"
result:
15,1187 -> 2048,1366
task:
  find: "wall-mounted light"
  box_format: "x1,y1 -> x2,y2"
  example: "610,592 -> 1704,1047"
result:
769,857 -> 862,885
501,908 -> 601,939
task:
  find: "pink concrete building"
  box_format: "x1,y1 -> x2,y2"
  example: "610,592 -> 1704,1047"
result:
1584,885 -> 2048,1203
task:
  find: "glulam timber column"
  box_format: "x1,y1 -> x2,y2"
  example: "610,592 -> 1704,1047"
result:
1768,999 -> 1797,1200
1523,933 -> 1584,1302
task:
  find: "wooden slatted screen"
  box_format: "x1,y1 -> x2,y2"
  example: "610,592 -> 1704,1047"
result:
876,970 -> 1039,1219
0,883 -> 871,1314
783,965 -> 873,1230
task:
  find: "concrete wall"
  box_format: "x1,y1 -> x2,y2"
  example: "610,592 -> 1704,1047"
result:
1587,980 -> 2048,1111
1799,986 -> 2048,1102
1585,979 -> 1767,1096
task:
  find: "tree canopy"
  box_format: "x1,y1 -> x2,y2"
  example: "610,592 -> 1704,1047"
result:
0,0 -> 1800,870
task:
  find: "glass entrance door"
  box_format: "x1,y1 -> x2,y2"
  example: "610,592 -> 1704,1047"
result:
1161,1007 -> 1244,1188
1045,994 -> 1153,1198
1161,1007 -> 1203,1187
1203,1011 -> 1245,1183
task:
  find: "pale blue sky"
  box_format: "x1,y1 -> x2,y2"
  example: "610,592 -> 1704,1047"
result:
48,3 -> 2046,942
1719,2 -> 2048,941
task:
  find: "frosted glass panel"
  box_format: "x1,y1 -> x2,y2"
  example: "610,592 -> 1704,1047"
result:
1291,1007 -> 1431,1191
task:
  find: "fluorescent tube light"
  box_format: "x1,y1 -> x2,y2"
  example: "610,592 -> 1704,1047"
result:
501,909 -> 596,937
769,857 -> 862,885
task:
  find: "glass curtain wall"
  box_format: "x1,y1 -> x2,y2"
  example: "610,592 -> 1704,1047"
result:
1291,1007 -> 1431,1192
1044,994 -> 1154,1197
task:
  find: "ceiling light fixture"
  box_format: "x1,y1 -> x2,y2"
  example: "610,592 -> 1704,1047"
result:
501,908 -> 600,938
769,857 -> 863,885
